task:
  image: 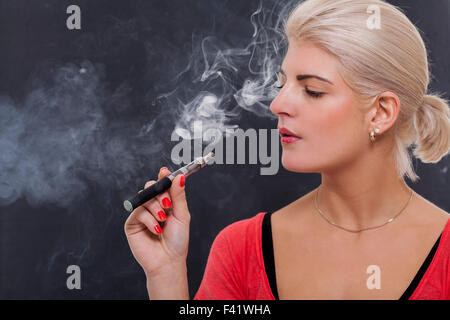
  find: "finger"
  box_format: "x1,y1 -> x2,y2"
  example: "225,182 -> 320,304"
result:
167,173 -> 190,224
142,198 -> 167,222
156,167 -> 173,210
157,166 -> 170,180
142,179 -> 166,208
133,206 -> 164,235
142,179 -> 169,215
143,175 -> 172,212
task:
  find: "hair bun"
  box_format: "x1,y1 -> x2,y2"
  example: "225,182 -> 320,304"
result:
412,93 -> 450,163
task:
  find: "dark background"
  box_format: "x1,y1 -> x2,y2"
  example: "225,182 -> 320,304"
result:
0,0 -> 449,299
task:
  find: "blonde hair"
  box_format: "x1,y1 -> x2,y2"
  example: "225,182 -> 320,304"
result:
285,0 -> 450,182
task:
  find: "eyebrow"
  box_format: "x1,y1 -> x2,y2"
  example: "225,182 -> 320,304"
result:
279,69 -> 334,85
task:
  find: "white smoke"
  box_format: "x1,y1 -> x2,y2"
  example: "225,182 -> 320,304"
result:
159,0 -> 294,142
0,0 -> 295,209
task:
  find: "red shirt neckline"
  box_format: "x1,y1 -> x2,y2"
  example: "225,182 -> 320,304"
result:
258,211 -> 450,300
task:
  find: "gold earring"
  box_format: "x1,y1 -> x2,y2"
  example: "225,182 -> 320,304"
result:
370,128 -> 380,142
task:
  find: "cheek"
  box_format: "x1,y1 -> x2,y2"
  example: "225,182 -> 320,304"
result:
322,99 -> 360,140
282,96 -> 365,172
320,98 -> 365,155
309,95 -> 361,143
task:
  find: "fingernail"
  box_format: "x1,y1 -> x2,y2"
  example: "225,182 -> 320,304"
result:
160,167 -> 167,172
180,174 -> 185,187
154,225 -> 163,234
158,210 -> 167,220
162,197 -> 172,208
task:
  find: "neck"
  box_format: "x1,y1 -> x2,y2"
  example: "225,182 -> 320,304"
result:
317,152 -> 413,231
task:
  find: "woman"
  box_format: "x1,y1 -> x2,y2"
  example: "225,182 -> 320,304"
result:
124,0 -> 450,299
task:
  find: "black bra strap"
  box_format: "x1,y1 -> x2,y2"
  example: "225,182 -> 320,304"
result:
398,233 -> 442,300
262,212 -> 279,299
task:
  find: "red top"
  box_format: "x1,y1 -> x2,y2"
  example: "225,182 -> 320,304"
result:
193,212 -> 450,300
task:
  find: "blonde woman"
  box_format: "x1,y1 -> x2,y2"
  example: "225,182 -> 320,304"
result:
124,0 -> 450,299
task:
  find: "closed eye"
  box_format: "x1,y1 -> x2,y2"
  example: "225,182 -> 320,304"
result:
305,87 -> 324,99
275,84 -> 325,99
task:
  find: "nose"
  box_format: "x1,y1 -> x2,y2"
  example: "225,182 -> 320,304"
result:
269,86 -> 294,117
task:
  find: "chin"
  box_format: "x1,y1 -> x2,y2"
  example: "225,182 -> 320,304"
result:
281,153 -> 317,173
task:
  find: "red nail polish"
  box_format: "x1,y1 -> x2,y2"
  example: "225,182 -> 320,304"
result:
180,174 -> 185,187
154,225 -> 163,234
160,167 -> 167,171
162,197 -> 172,208
158,210 -> 166,220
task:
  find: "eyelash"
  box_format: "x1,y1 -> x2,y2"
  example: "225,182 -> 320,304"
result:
305,88 -> 324,99
275,84 -> 324,99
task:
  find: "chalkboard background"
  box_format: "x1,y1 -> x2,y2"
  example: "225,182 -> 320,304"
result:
0,0 -> 449,299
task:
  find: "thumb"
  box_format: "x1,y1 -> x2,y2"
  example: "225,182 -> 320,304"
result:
169,173 -> 190,224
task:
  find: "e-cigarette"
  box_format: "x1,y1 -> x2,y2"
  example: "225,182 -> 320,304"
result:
123,152 -> 215,212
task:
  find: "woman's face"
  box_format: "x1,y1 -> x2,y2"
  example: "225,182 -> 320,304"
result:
270,40 -> 368,174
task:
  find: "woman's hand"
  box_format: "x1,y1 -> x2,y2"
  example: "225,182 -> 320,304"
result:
124,167 -> 191,278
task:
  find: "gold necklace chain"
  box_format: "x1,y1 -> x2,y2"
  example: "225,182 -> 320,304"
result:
314,186 -> 414,233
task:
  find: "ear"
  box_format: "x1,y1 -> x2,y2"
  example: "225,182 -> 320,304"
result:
367,91 -> 400,135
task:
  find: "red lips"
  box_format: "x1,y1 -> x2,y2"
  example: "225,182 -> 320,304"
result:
278,127 -> 302,144
278,127 -> 301,138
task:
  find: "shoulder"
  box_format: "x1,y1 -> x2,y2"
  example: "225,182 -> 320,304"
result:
210,212 -> 267,262
208,212 -> 267,274
216,212 -> 267,245
407,192 -> 450,258
408,191 -> 450,232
